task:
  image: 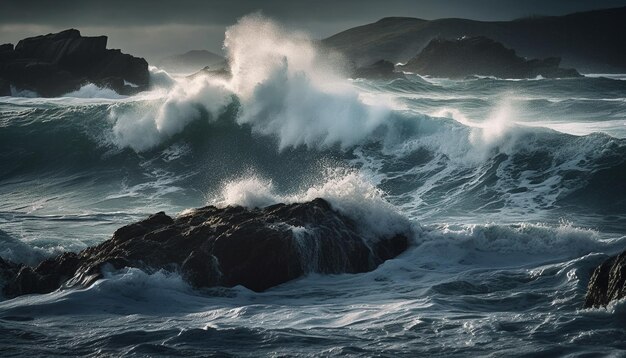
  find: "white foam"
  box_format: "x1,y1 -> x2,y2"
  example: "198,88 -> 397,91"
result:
583,73 -> 626,80
217,176 -> 280,209
148,65 -> 177,89
213,169 -> 412,239
62,83 -> 126,99
224,14 -> 391,150
406,221 -> 626,270
96,266 -> 191,295
124,80 -> 139,88
9,86 -> 38,98
108,14 -> 393,152
522,119 -> 626,139
0,231 -> 66,266
428,96 -> 523,162
110,75 -> 231,151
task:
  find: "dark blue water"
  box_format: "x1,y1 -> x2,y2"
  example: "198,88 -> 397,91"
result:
0,68 -> 625,356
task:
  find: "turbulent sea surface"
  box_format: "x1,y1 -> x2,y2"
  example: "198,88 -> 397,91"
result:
1,17 -> 626,357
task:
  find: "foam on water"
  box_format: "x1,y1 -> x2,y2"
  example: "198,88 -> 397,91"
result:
9,86 -> 38,98
0,219 -> 623,356
0,230 -> 63,266
62,84 -> 127,99
1,15 -> 626,357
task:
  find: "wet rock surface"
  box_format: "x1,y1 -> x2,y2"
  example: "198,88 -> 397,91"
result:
0,29 -> 149,97
584,250 -> 626,308
0,198 -> 409,297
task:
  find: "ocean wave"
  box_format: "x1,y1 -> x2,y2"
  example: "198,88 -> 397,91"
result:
1,93 -> 624,221
0,15 -> 625,248
212,169 -> 412,239
62,83 -> 127,99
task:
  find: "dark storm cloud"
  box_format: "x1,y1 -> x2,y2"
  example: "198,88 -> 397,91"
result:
3,0 -> 626,25
1,0 -> 625,62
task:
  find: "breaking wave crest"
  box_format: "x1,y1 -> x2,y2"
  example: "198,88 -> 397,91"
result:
108,14 -> 393,152
214,169 -> 411,239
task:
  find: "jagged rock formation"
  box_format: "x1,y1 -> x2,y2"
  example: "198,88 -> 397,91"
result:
0,198 -> 409,297
353,60 -> 404,80
584,250 -> 626,308
399,36 -> 581,79
0,29 -> 149,97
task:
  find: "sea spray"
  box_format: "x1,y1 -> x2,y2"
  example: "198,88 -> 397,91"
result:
63,84 -> 127,99
2,14 -> 626,357
111,75 -> 232,151
109,14 -> 392,152
224,14 -> 391,150
214,168 -> 411,239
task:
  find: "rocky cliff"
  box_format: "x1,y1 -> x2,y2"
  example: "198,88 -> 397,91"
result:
0,29 -> 149,97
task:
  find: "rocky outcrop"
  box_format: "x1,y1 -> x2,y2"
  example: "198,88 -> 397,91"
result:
0,29 -> 149,97
0,198 -> 409,297
584,250 -> 626,308
400,36 -> 581,79
353,60 -> 404,80
0,78 -> 9,96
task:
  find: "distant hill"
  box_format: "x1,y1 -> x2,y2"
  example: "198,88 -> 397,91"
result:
157,50 -> 225,74
322,7 -> 626,73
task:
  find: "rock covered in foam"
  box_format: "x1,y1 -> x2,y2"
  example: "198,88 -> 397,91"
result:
0,198 -> 409,297
0,29 -> 149,97
584,249 -> 626,308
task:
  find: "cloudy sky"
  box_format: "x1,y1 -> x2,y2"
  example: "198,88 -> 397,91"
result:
1,0 -> 625,62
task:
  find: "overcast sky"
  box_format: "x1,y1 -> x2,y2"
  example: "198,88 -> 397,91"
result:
1,0 -> 625,62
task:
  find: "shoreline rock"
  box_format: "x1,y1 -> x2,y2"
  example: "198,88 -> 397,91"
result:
0,198 -> 409,297
584,250 -> 626,308
0,29 -> 149,97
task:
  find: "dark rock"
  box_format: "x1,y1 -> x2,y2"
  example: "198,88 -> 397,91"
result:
0,44 -> 15,63
353,60 -> 404,80
1,198 -> 409,297
0,257 -> 22,283
584,250 -> 626,308
3,253 -> 80,297
14,29 -> 106,67
0,29 -> 149,97
94,50 -> 150,90
0,78 -> 10,96
400,36 -> 581,79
